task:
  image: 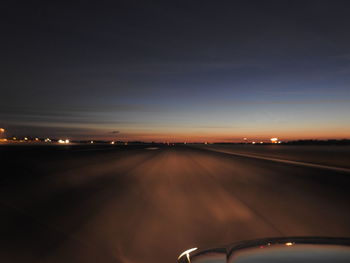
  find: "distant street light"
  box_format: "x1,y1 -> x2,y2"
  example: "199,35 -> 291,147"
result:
270,138 -> 278,143
0,129 -> 6,143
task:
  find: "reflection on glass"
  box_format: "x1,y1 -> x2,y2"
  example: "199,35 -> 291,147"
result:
229,244 -> 350,263
191,251 -> 226,263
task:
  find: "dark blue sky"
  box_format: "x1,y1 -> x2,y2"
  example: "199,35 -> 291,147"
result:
1,0 -> 350,141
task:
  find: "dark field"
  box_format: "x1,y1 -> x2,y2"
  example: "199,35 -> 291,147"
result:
1,144 -> 350,263
198,144 -> 350,169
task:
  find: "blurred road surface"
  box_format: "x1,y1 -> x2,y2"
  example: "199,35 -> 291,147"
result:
1,145 -> 350,263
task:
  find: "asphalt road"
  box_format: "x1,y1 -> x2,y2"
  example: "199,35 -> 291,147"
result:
1,145 -> 350,263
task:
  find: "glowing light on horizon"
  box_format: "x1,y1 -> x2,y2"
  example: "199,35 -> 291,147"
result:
270,138 -> 278,143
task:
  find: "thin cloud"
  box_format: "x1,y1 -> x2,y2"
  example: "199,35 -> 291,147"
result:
206,99 -> 350,106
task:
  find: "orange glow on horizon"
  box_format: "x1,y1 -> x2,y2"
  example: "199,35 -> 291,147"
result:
3,122 -> 349,143
98,126 -> 350,142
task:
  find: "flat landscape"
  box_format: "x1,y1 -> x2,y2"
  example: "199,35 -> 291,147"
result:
1,144 -> 350,263
198,144 -> 350,169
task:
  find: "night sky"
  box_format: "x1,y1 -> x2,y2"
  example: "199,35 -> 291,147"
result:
1,0 -> 350,141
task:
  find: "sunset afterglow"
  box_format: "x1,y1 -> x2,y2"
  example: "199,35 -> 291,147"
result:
1,1 -> 350,142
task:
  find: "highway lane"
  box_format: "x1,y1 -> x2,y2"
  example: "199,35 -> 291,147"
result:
0,145 -> 350,263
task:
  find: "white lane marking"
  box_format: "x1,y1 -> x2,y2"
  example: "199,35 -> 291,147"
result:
204,148 -> 350,173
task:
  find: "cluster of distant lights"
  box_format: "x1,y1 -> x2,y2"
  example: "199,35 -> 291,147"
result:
1,138 -> 282,144
1,136 -> 126,145
58,139 -> 70,144
9,137 -> 69,143
1,136 -> 127,145
245,137 -> 282,144
1,128 -> 282,145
